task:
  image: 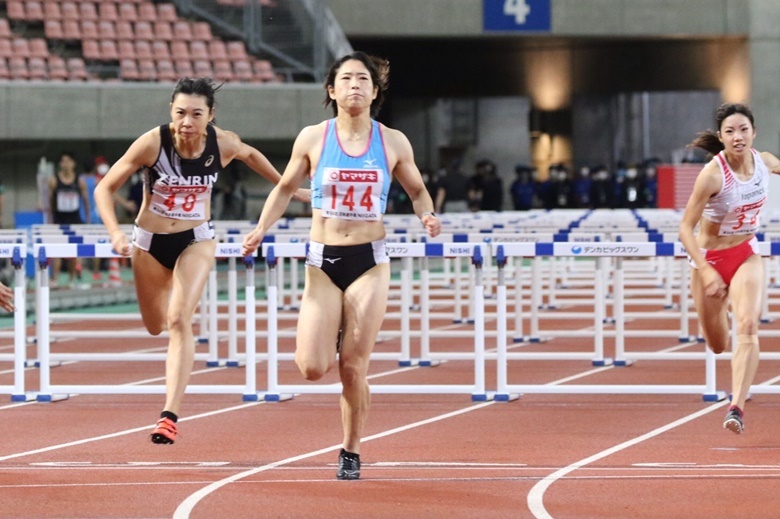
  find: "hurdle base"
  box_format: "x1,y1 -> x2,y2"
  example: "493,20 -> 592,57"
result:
728,392 -> 752,402
592,358 -> 614,367
31,361 -> 62,368
678,336 -> 695,343
760,317 -> 774,324
398,359 -> 420,367
206,360 -> 224,367
703,391 -> 728,402
196,337 -> 209,344
494,393 -> 520,402
418,359 -> 441,367
36,393 -> 70,403
528,337 -> 551,344
242,393 -> 260,402
262,393 -> 294,402
613,359 -> 634,367
512,336 -> 530,344
471,392 -> 495,402
225,360 -> 246,368
10,393 -> 36,402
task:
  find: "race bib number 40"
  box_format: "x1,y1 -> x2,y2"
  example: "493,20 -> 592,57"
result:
150,185 -> 208,220
322,167 -> 383,221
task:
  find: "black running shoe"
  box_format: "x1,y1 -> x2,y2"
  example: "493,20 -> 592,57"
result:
723,409 -> 744,434
337,448 -> 360,480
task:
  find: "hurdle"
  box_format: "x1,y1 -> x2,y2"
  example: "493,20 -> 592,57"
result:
490,240 -> 780,402
0,245 -> 29,401
32,242 -> 260,401
257,242 -> 490,402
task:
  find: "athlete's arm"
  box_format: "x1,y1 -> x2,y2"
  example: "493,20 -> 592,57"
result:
241,125 -> 318,255
385,127 -> 441,238
760,151 -> 780,175
94,129 -> 159,254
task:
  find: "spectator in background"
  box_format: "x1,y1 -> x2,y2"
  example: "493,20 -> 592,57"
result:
437,159 -> 470,213
590,165 -> 613,209
510,165 -> 535,211
621,165 -> 643,209
643,164 -> 658,208
477,159 -> 503,211
572,166 -> 592,208
535,166 -> 554,209
218,162 -> 248,220
82,156 -> 111,282
0,180 -> 4,228
48,151 -> 90,288
550,163 -> 571,209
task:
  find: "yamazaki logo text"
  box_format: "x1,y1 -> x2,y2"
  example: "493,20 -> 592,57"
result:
329,170 -> 378,182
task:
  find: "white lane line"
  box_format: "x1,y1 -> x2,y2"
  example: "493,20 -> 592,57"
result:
526,372 -> 780,519
172,401 -> 496,519
0,399 -> 264,463
526,400 -> 729,519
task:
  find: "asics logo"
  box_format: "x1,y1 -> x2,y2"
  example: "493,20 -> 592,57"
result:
324,257 -> 341,264
204,155 -> 215,167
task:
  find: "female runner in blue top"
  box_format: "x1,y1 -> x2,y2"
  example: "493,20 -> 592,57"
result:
242,52 -> 441,479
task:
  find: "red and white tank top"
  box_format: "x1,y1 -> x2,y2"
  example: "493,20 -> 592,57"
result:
702,149 -> 769,236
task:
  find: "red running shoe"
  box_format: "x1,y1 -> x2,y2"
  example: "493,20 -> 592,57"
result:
151,417 -> 178,444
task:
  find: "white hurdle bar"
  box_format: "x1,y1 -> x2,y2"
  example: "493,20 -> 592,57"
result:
258,242 -> 491,401
33,242 -> 260,401
0,245 -> 28,401
491,241 -> 780,401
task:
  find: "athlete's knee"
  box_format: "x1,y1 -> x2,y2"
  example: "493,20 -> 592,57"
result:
166,309 -> 192,334
295,355 -> 327,381
339,360 -> 367,388
735,316 -> 759,336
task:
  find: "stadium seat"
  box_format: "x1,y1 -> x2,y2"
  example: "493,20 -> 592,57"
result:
208,40 -> 228,61
155,59 -> 177,82
8,57 -> 30,80
60,2 -> 79,22
81,39 -> 100,60
0,19 -> 11,39
134,22 -> 153,41
175,59 -> 194,77
138,2 -> 157,22
192,22 -> 213,42
99,3 -> 119,22
232,60 -> 253,82
44,20 -> 64,40
135,40 -> 153,60
11,38 -> 31,58
66,57 -> 88,80
172,21 -> 193,40
118,40 -> 135,60
116,21 -> 134,40
154,21 -> 174,41
226,41 -> 248,61
62,19 -> 81,40
6,1 -> 26,22
253,59 -> 275,82
99,40 -> 119,61
170,41 -> 188,60
157,3 -> 178,22
28,57 -> 47,80
48,56 -> 69,81
43,2 -> 62,21
80,20 -> 99,40
213,60 -> 233,82
193,59 -> 213,77
79,2 -> 99,22
0,40 -> 11,59
137,58 -> 156,81
29,38 -> 49,59
97,20 -> 116,40
118,4 -> 138,23
119,58 -> 139,81
190,41 -> 208,60
152,41 -> 170,60
25,1 -> 45,22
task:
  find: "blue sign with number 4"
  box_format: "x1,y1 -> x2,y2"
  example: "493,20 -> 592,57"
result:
483,0 -> 551,32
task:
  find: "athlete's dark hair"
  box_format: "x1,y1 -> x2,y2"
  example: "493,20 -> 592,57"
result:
171,77 -> 222,112
323,51 -> 389,118
688,103 -> 755,156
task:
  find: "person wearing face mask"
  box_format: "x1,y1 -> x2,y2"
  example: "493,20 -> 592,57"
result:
679,102 -> 780,434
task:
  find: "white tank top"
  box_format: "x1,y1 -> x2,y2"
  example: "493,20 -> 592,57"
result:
701,149 -> 769,236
